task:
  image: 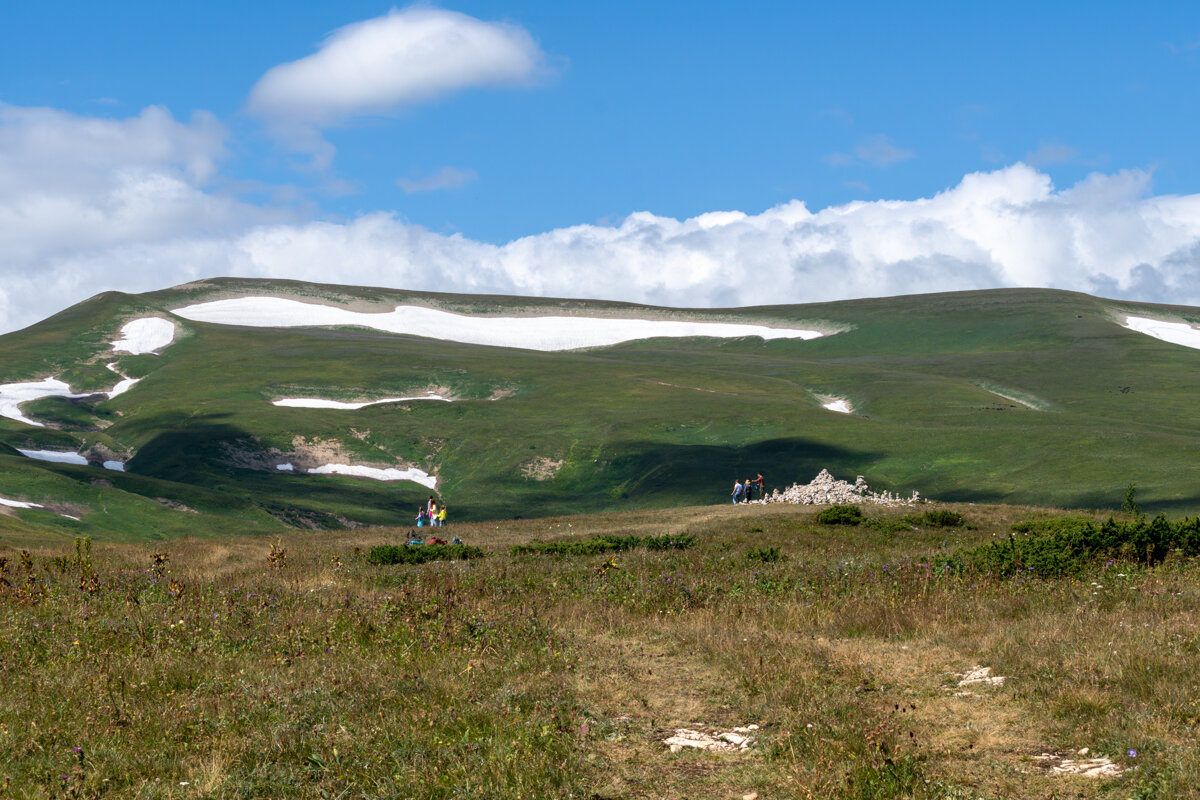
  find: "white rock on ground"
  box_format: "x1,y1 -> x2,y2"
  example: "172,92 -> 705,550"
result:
1033,753 -> 1123,777
762,469 -> 922,506
273,395 -> 452,409
111,317 -> 176,354
957,666 -> 1005,687
664,725 -> 759,753
172,297 -> 828,352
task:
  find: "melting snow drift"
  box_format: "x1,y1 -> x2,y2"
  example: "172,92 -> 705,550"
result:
820,396 -> 852,414
1123,315 -> 1200,350
171,297 -> 827,351
307,463 -> 437,489
112,317 -> 176,354
17,448 -> 88,466
0,496 -> 44,509
0,378 -> 90,426
273,395 -> 451,409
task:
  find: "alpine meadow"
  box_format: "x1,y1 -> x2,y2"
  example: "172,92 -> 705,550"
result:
3,279 -> 1200,797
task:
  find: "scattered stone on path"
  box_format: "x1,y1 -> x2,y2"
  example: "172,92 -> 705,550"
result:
664,724 -> 759,753
761,469 -> 922,506
1033,753 -> 1123,777
957,666 -> 1006,687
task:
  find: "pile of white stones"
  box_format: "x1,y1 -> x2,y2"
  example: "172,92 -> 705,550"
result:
761,469 -> 922,506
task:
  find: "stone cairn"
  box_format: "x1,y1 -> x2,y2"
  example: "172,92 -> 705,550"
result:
760,469 -> 922,506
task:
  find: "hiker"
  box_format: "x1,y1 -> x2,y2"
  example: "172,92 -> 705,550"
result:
732,479 -> 743,504
756,473 -> 765,501
415,506 -> 426,527
438,505 -> 447,527
744,478 -> 754,503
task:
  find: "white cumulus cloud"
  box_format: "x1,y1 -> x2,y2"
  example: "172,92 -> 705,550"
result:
247,7 -> 547,124
3,108 -> 1200,338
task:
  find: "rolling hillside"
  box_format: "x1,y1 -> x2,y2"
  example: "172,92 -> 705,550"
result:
2,278 -> 1199,540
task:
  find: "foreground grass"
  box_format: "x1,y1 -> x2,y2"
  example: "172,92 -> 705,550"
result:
2,502 -> 1198,798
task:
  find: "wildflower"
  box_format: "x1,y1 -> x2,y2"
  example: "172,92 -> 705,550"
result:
1127,748 -> 1138,758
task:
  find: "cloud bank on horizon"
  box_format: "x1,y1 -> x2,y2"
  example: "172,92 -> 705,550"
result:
2,6 -> 1200,334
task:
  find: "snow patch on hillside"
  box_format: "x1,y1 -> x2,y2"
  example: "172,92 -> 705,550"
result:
0,378 -> 90,426
171,296 -> 828,351
17,448 -> 88,465
307,463 -> 437,488
1122,315 -> 1200,350
815,394 -> 853,414
273,395 -> 451,409
112,317 -> 176,354
0,496 -> 44,509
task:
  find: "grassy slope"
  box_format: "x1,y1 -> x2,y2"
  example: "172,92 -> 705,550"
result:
2,280 -> 1200,539
1,501 -> 1196,798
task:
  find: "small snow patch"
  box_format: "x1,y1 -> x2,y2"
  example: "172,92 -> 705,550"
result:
275,462 -> 295,472
308,463 -> 437,489
1122,315 -> 1200,350
664,724 -> 758,753
17,448 -> 88,466
172,296 -> 828,352
273,395 -> 451,409
102,460 -> 125,472
0,496 -> 44,509
112,317 -> 175,354
1032,753 -> 1123,777
820,396 -> 852,414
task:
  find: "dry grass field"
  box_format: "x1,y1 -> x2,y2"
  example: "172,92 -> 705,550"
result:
2,501 -> 1197,798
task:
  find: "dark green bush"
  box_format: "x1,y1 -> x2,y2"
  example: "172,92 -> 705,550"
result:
816,505 -> 863,525
937,514 -> 1200,577
746,546 -> 785,563
512,533 -> 695,556
902,509 -> 965,528
366,544 -> 485,565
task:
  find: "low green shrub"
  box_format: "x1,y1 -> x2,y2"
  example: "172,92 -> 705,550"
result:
863,518 -> 912,534
366,543 -> 485,565
902,509 -> 965,528
512,533 -> 695,556
938,514 -> 1200,577
746,546 -> 786,563
816,505 -> 863,525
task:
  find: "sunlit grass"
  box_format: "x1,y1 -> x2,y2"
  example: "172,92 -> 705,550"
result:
2,502 -> 1197,798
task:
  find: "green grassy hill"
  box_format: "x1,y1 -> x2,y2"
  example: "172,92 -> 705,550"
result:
2,278 -> 1199,539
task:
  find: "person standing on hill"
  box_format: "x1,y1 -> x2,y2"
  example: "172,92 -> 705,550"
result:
756,473 -> 765,501
732,479 -> 743,504
744,478 -> 754,502
438,505 -> 447,527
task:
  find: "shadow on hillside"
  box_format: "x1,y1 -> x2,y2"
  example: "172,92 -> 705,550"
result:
574,437 -> 881,504
125,413 -> 250,483
123,413 -> 427,528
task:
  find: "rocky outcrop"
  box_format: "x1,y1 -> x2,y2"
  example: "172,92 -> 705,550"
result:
762,469 -> 922,506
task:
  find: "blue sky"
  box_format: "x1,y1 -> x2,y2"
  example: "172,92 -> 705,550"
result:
1,2 -> 1199,331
